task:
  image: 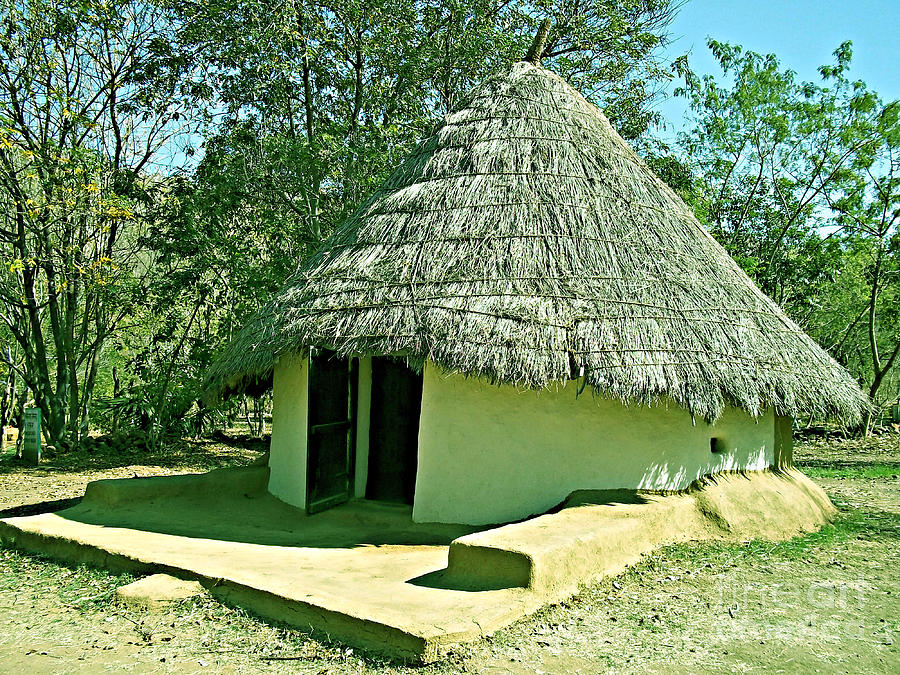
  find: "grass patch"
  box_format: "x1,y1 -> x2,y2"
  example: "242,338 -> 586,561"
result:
800,462 -> 900,479
619,501 -> 900,577
0,541 -> 133,611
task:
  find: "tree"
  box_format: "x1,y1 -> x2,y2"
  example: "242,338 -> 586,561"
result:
0,339 -> 20,452
676,40 -> 900,428
166,0 -> 685,248
677,42 -> 888,310
0,0 -> 199,446
118,165 -> 306,440
1,1 -> 687,443
123,0 -> 686,431
815,109 -> 900,430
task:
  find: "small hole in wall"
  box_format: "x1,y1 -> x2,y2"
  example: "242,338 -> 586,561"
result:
710,437 -> 724,453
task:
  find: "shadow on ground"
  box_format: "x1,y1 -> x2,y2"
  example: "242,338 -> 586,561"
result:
44,468 -> 479,549
0,498 -> 83,519
0,434 -> 267,474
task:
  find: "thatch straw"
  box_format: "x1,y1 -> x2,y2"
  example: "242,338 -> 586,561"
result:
203,61 -> 868,423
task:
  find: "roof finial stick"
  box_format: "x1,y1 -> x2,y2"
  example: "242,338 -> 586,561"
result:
523,19 -> 552,65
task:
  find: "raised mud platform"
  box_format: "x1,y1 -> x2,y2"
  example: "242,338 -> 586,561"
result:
0,466 -> 835,662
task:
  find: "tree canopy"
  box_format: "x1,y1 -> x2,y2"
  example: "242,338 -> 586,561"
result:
674,39 -> 900,428
2,0 -> 897,447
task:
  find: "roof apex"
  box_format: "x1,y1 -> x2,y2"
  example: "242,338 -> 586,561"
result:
523,18 -> 552,66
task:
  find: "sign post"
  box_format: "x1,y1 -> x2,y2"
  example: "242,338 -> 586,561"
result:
22,407 -> 41,465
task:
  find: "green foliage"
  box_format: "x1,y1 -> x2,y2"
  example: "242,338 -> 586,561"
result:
162,0 -> 685,261
643,149 -> 710,220
118,0 -> 686,438
0,0 -> 202,445
92,390 -> 157,434
25,1 -> 899,440
676,40 -> 900,423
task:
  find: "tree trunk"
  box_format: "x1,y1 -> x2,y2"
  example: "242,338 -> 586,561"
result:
297,8 -> 321,240
13,392 -> 25,459
0,367 -> 12,453
256,396 -> 265,437
194,403 -> 205,439
111,367 -> 121,435
860,244 -> 898,436
864,338 -> 900,435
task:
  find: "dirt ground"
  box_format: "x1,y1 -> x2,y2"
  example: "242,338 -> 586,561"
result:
0,430 -> 897,674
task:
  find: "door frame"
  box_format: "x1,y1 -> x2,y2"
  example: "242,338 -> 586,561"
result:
305,348 -> 358,514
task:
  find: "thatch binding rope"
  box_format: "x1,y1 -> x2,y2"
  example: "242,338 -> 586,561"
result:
202,60 -> 868,424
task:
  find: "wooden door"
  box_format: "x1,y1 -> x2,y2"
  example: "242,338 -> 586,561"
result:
306,349 -> 357,514
366,358 -> 423,504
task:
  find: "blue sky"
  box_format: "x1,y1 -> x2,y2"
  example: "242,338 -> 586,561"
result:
656,0 -> 900,135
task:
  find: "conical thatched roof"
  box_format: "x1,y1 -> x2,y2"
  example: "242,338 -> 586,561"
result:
203,61 -> 867,423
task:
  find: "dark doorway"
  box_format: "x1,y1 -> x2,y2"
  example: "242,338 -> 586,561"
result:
366,358 -> 423,504
306,349 -> 357,514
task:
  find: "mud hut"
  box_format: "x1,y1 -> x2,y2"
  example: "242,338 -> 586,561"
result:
203,41 -> 866,526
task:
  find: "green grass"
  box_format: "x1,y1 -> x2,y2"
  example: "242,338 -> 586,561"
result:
613,498 -> 900,577
799,462 -> 900,479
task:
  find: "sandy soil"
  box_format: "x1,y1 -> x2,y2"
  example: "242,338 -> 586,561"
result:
0,431 -> 897,674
